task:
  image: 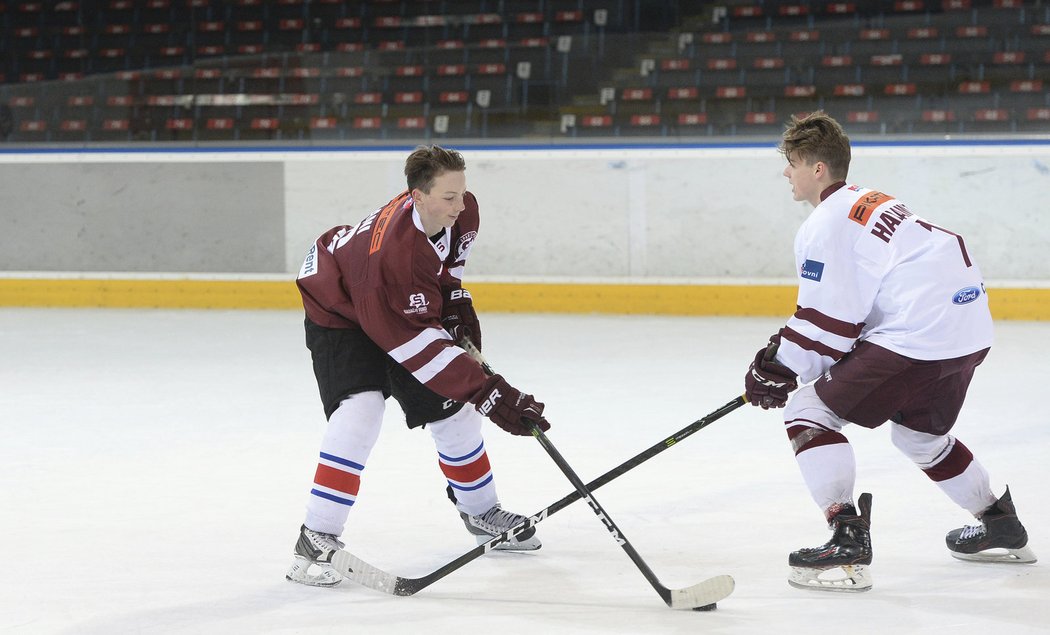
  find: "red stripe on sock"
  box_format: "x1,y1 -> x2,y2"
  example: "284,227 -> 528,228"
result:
439,452 -> 492,484
314,463 -> 361,495
923,440 -> 974,482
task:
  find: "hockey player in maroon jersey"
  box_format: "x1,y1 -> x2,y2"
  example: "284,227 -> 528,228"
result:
286,145 -> 550,587
743,112 -> 1035,592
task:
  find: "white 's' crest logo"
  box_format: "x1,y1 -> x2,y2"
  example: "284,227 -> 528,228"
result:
404,293 -> 430,315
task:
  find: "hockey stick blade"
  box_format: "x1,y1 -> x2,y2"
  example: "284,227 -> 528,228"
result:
669,574 -> 736,609
328,392 -> 746,598
530,422 -> 734,609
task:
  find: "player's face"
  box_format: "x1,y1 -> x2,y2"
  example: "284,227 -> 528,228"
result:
414,170 -> 467,236
783,152 -> 822,207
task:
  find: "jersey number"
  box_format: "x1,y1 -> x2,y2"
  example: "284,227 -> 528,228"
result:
917,219 -> 972,267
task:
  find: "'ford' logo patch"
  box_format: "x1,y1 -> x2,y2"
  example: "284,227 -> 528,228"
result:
952,286 -> 981,305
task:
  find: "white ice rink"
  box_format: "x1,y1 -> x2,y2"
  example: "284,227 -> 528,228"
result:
2,308 -> 1047,634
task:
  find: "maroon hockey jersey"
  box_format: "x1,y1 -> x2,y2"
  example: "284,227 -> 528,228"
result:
296,190 -> 488,403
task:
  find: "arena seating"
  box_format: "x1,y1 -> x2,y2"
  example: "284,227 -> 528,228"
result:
0,0 -> 1046,142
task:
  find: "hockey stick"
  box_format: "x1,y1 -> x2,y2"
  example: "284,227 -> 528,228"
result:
464,340 -> 734,609
332,343 -> 742,606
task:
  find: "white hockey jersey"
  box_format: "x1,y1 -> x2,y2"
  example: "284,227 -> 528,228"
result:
777,183 -> 994,384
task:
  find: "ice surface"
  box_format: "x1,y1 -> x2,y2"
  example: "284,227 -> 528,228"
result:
2,309 -> 1046,634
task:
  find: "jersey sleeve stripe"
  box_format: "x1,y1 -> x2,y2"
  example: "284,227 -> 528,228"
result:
782,326 -> 848,361
793,307 -> 865,338
411,345 -> 467,385
388,327 -> 453,363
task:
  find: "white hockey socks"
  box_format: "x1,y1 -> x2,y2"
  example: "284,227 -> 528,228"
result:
428,406 -> 498,516
304,391 -> 385,536
890,425 -> 996,515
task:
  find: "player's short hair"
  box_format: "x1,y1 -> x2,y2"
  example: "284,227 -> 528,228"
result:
404,145 -> 466,193
779,111 -> 851,180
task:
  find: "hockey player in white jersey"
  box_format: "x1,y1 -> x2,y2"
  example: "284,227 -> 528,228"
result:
743,111 -> 1036,593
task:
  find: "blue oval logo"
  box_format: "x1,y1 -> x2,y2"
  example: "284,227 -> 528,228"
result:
952,287 -> 981,305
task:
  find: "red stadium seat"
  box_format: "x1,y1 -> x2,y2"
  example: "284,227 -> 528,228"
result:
667,87 -> 699,100
206,118 -> 235,130
922,109 -> 956,122
397,117 -> 426,129
716,86 -> 746,98
621,88 -> 653,101
352,117 -> 382,129
628,114 -> 661,126
677,113 -> 708,125
973,109 -> 1009,121
310,117 -> 338,129
884,83 -> 917,95
249,118 -> 280,131
743,112 -> 776,124
579,115 -> 612,128
958,81 -> 990,94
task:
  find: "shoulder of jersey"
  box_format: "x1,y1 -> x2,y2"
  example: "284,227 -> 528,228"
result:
837,186 -> 899,229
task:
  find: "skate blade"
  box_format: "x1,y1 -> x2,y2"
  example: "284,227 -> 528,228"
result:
788,564 -> 872,593
286,557 -> 344,587
477,534 -> 542,551
950,544 -> 1037,564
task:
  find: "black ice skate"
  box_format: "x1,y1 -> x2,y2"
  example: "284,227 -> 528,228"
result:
946,486 -> 1037,564
460,503 -> 542,551
446,487 -> 541,551
285,524 -> 346,587
788,492 -> 873,592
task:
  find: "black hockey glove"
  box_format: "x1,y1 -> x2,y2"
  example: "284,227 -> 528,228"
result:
441,287 -> 482,351
745,333 -> 799,410
472,374 -> 550,436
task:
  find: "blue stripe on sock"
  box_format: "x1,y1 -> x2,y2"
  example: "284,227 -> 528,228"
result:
437,441 -> 484,464
319,452 -> 365,471
447,474 -> 494,491
310,488 -> 356,506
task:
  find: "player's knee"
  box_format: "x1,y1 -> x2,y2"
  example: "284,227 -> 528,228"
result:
783,385 -> 845,430
427,403 -> 483,445
328,390 -> 387,446
890,424 -> 950,464
331,390 -> 386,421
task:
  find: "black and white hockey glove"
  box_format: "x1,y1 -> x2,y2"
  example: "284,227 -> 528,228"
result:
744,334 -> 798,409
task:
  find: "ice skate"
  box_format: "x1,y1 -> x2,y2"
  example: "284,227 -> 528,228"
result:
285,524 -> 346,587
461,503 -> 542,551
946,486 -> 1036,564
788,492 -> 873,593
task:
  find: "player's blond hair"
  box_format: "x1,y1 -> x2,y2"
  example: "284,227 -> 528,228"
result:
405,145 -> 466,193
779,111 -> 851,180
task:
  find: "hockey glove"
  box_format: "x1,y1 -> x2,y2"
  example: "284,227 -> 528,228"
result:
745,334 -> 799,410
441,287 -> 482,351
472,374 -> 550,436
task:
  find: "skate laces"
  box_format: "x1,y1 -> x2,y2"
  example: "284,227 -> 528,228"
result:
306,527 -> 345,552
473,504 -> 525,533
958,524 -> 986,541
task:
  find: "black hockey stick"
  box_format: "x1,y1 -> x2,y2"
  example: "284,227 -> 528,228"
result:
332,342 -> 743,605
525,418 -> 735,609
468,341 -> 734,609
